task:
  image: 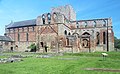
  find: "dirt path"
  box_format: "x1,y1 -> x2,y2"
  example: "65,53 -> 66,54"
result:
84,68 -> 120,72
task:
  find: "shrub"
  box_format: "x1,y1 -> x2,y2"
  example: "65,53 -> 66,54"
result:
28,43 -> 37,52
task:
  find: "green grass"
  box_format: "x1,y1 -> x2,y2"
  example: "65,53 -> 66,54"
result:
0,52 -> 120,74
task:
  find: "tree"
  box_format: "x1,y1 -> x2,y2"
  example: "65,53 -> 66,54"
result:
114,37 -> 120,49
28,43 -> 37,52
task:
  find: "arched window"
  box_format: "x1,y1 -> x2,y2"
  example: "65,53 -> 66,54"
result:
26,33 -> 29,41
53,12 -> 57,22
64,30 -> 67,35
42,14 -> 45,24
40,42 -> 44,47
47,13 -> 51,24
103,32 -> 106,44
68,32 -> 71,35
72,33 -> 79,38
77,26 -> 79,28
82,39 -> 89,48
96,32 -> 100,45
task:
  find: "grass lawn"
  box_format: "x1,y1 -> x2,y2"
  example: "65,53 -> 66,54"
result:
0,52 -> 120,74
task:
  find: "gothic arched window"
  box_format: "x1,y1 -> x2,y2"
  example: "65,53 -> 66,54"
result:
82,39 -> 89,48
53,12 -> 57,22
47,13 -> 51,24
96,32 -> 100,45
42,14 -> 45,24
68,32 -> 71,35
82,32 -> 90,35
26,33 -> 29,41
64,30 -> 67,35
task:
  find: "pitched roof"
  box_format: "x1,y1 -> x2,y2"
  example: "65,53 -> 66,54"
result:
0,36 -> 14,42
6,19 -> 36,29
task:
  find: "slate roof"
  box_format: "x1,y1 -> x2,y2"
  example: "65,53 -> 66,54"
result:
6,19 -> 36,29
0,36 -> 14,42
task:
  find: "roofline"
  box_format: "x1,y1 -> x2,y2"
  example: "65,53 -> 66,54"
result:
13,19 -> 36,23
0,36 -> 14,42
71,18 -> 111,22
0,40 -> 14,42
6,19 -> 36,29
6,24 -> 36,29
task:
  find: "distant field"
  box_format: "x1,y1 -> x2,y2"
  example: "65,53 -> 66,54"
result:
0,52 -> 120,74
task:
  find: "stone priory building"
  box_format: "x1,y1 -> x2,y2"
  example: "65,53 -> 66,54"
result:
5,5 -> 114,52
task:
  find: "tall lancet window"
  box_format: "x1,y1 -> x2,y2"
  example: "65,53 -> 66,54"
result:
103,32 -> 106,44
96,32 -> 100,45
42,14 -> 45,24
26,33 -> 29,41
47,13 -> 51,24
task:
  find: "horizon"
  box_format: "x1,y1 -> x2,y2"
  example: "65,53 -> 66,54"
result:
0,0 -> 120,39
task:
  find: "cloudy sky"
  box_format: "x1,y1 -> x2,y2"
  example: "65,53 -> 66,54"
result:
0,0 -> 120,38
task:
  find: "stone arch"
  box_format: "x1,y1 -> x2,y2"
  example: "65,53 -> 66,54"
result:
72,33 -> 79,38
72,33 -> 79,36
82,32 -> 90,35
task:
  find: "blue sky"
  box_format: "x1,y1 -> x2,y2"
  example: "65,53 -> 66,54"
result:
0,0 -> 120,39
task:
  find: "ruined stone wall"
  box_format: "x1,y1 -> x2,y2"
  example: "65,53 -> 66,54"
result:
35,24 -> 58,52
36,12 -> 65,26
71,18 -> 114,52
51,5 -> 76,21
36,11 -> 73,52
1,42 -> 13,51
6,26 -> 36,51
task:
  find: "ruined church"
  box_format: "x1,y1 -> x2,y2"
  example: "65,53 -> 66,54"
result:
5,5 -> 114,52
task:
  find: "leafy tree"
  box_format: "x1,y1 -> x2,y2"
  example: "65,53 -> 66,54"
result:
28,43 -> 37,52
114,37 -> 120,49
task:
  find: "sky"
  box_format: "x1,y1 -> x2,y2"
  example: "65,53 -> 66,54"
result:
0,0 -> 120,39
